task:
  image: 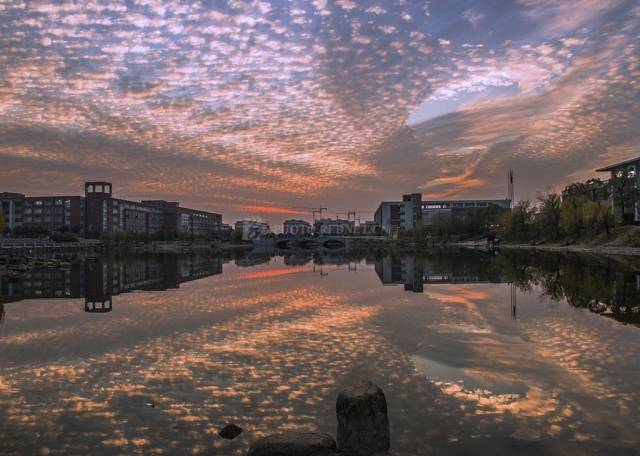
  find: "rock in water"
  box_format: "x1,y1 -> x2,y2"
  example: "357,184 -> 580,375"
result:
218,423 -> 243,440
247,432 -> 337,456
336,381 -> 390,456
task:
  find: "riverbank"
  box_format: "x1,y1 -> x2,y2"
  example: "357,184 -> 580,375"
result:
454,225 -> 640,257
499,243 -> 640,257
107,240 -> 255,253
145,240 -> 252,253
455,239 -> 640,257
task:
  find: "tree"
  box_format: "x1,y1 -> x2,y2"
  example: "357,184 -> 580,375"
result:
583,200 -> 614,237
414,222 -> 428,241
560,195 -> 587,238
481,204 -> 504,231
563,178 -> 608,202
12,225 -> 49,238
537,192 -> 562,240
498,201 -> 533,242
609,172 -> 640,224
430,215 -> 451,241
0,210 -> 4,237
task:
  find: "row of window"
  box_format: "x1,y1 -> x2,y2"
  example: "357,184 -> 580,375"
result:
24,199 -> 73,207
423,202 -> 491,209
23,217 -> 72,224
23,208 -> 72,214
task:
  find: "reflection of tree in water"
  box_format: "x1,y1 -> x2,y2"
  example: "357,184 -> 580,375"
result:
495,251 -> 640,326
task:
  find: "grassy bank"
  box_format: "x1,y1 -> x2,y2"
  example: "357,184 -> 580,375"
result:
498,225 -> 640,257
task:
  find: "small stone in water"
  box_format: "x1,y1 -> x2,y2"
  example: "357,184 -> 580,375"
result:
219,423 -> 243,440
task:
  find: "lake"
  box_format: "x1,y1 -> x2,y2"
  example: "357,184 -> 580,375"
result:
1,248 -> 640,455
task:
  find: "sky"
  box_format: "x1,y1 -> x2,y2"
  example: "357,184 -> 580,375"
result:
0,0 -> 639,225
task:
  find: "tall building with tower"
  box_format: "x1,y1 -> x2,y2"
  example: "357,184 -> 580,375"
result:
374,192 -> 511,236
1,181 -> 222,238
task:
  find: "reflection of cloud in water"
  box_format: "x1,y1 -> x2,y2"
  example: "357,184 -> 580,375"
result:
382,282 -> 640,450
1,264 -> 640,454
435,382 -> 559,417
236,266 -> 308,280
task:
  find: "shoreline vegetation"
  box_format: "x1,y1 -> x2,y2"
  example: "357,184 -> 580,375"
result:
502,240 -> 640,257
414,175 -> 640,256
459,239 -> 640,257
456,222 -> 640,257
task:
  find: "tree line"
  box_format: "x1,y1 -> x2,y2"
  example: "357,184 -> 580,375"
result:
498,174 -> 638,242
418,173 -> 639,243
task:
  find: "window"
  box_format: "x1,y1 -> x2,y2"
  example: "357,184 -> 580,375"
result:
35,200 -> 43,206
56,199 -> 63,205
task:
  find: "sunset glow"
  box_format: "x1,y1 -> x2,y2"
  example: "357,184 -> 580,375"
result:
1,1 -> 638,222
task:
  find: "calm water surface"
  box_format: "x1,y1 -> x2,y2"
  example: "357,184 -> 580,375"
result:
1,249 -> 640,455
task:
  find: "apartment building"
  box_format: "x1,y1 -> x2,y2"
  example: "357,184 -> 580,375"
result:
313,218 -> 355,236
1,182 -> 223,238
234,220 -> 272,240
283,219 -> 312,236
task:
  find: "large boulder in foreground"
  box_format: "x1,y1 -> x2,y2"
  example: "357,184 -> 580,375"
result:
247,432 -> 337,456
336,381 -> 390,456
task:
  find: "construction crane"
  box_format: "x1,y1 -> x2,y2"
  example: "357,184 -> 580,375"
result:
312,207 -> 328,221
347,211 -> 363,225
291,206 -> 328,221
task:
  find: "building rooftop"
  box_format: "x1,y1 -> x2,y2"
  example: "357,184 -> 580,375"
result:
284,219 -> 311,224
315,218 -> 352,223
596,156 -> 640,172
0,192 -> 25,199
422,198 -> 511,203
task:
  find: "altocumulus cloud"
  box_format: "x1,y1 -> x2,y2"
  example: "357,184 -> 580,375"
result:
0,0 -> 638,222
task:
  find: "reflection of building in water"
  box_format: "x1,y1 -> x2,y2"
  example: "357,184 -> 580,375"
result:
0,256 -> 223,314
374,256 -> 424,293
375,255 -> 501,293
423,273 -> 493,284
1,267 -> 83,303
235,256 -> 271,267
283,253 -> 312,266
84,259 -> 112,313
313,252 -> 351,267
